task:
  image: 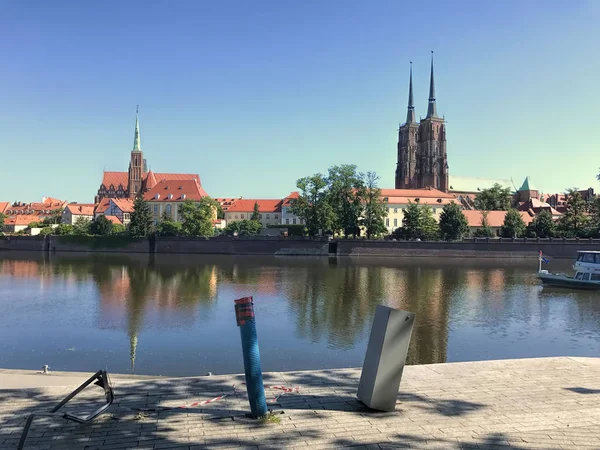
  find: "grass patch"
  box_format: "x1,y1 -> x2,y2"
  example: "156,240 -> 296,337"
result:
258,412 -> 281,424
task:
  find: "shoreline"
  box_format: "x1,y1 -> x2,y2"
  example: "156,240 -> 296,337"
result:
2,235 -> 600,259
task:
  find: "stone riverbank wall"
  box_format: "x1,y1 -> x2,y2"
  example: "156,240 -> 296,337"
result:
1,236 -> 599,258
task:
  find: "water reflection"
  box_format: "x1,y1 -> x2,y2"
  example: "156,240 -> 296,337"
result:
0,253 -> 599,376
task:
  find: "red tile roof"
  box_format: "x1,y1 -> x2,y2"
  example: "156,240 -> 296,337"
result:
104,215 -> 123,225
66,204 -> 95,216
4,216 -> 41,226
462,210 -> 533,228
95,198 -> 111,214
282,192 -> 300,206
226,199 -> 282,213
111,198 -> 135,213
145,170 -> 158,189
380,188 -> 454,199
0,202 -> 8,214
100,172 -> 201,189
144,179 -> 209,202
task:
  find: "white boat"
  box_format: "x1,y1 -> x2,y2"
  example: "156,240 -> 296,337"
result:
537,251 -> 600,290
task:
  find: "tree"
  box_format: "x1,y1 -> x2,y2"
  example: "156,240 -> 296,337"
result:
129,197 -> 154,238
360,172 -> 387,239
396,201 -> 439,240
251,202 -> 260,222
112,223 -> 127,234
179,197 -> 217,237
73,216 -> 91,235
216,203 -> 225,220
42,208 -> 64,225
156,211 -> 182,236
290,174 -> 334,236
501,209 -> 526,238
224,219 -> 261,236
473,211 -> 495,237
39,227 -> 53,236
90,215 -> 114,236
0,212 -> 6,232
439,202 -> 469,241
474,183 -> 513,211
557,188 -> 589,237
588,196 -> 600,238
54,224 -> 74,235
327,164 -> 365,237
532,210 -> 555,238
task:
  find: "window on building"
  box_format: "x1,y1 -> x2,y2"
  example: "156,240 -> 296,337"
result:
235,215 -> 238,219
165,204 -> 171,215
394,218 -> 397,227
394,208 -> 398,213
240,214 -> 245,219
266,214 -> 270,219
154,205 -> 159,214
293,218 -> 296,224
286,219 -> 289,224
259,214 -> 262,219
275,214 -> 279,219
386,218 -> 390,227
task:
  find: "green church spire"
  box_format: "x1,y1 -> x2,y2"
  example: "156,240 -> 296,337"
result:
133,106 -> 141,152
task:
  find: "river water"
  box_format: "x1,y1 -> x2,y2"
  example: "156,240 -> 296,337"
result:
0,253 -> 598,376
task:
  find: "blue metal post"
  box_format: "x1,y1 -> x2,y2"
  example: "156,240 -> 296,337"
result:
235,297 -> 267,418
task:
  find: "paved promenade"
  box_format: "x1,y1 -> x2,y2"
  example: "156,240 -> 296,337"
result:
1,357 -> 600,449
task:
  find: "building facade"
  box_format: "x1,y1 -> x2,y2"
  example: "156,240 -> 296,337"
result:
145,179 -> 212,224
395,54 -> 449,192
62,204 -> 95,225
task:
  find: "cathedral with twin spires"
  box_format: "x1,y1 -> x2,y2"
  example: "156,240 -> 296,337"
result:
395,53 -> 449,192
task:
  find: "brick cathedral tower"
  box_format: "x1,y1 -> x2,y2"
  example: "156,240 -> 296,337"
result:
395,53 -> 449,192
128,107 -> 143,198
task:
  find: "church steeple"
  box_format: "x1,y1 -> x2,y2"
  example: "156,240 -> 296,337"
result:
133,106 -> 141,152
406,62 -> 416,124
426,52 -> 437,118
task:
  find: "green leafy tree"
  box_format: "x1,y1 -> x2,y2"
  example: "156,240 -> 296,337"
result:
251,202 -> 260,222
501,209 -> 526,238
156,211 -> 182,236
557,188 -> 589,237
587,196 -> 600,238
439,202 -> 469,241
179,197 -> 217,237
39,227 -> 53,236
73,216 -> 91,235
327,164 -> 365,237
90,215 -> 114,236
532,210 -> 555,238
360,172 -> 387,239
474,183 -> 513,211
54,224 -> 74,235
290,173 -> 334,236
42,208 -> 63,225
112,223 -> 127,234
224,219 -> 261,236
129,197 -> 154,238
473,211 -> 495,237
216,203 -> 225,220
28,221 -> 40,228
395,202 -> 439,240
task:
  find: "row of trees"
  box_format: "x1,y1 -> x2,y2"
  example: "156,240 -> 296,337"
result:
290,165 -> 387,238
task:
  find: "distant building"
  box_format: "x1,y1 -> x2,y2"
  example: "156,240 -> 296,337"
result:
381,187 -> 455,233
62,204 -> 95,225
395,54 -> 449,192
95,109 -> 201,203
280,192 -> 305,226
448,176 -> 514,210
144,179 -> 211,224
462,210 -> 534,236
224,199 -> 282,228
107,199 -> 135,225
2,197 -> 68,228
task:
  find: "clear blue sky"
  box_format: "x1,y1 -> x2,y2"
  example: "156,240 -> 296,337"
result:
1,0 -> 599,203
